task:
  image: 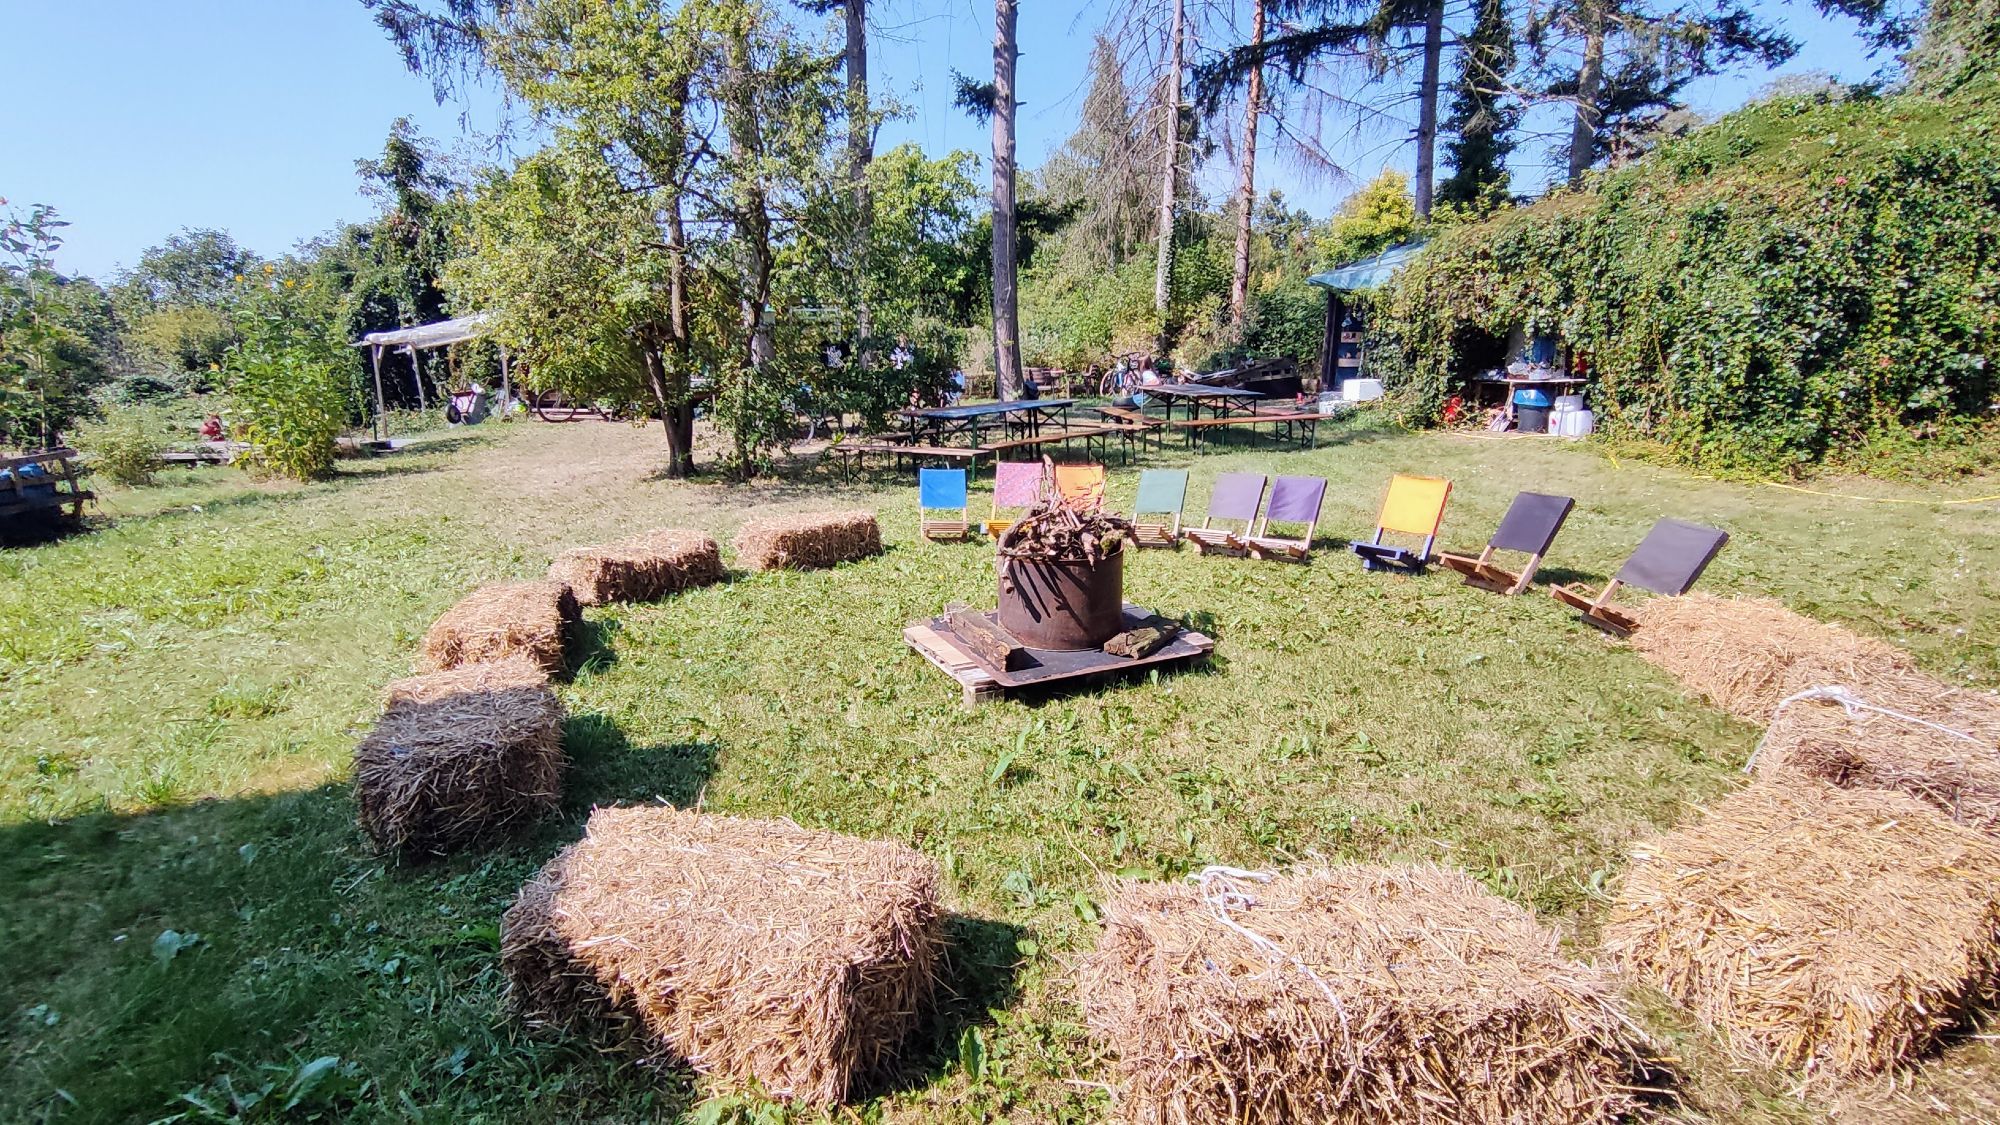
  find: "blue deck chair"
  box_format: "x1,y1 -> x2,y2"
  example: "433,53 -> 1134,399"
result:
918,468 -> 971,542
1550,518 -> 1729,636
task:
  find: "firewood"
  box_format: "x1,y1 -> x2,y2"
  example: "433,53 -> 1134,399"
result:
945,602 -> 1028,671
1103,619 -> 1180,659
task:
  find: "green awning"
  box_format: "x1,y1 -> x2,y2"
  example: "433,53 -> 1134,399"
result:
1306,241 -> 1427,293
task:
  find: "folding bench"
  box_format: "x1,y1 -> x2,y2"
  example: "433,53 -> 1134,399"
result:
1550,518 -> 1730,636
1053,462 -> 1107,510
1437,491 -> 1575,594
1244,475 -> 1327,563
1184,472 -> 1267,557
1353,474 -> 1452,574
984,460 -> 1043,537
1131,469 -> 1188,548
918,467 -> 971,542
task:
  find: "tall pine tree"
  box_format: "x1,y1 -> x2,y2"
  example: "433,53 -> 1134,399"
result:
1437,0 -> 1517,209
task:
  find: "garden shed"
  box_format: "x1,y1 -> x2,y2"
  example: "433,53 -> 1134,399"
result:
1307,241 -> 1424,392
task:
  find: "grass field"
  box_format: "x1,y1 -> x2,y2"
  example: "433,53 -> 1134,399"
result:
4,417 -> 1998,1123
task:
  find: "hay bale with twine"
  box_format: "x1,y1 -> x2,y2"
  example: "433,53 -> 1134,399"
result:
1078,864 -> 1651,1124
384,653 -> 549,707
354,675 -> 566,856
1603,780 -> 2000,1080
420,579 -> 579,675
500,806 -> 943,1105
547,528 -> 724,606
1629,593 -> 1989,726
733,510 -> 882,572
1753,692 -> 2000,836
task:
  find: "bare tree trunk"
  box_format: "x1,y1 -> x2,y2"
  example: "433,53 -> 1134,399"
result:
1568,4 -> 1606,183
1228,0 -> 1267,333
724,26 -> 776,476
1414,0 -> 1445,218
1152,0 -> 1185,352
991,0 -> 1023,400
846,0 -> 873,345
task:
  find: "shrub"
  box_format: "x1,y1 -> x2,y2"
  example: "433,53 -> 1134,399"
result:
75,409 -> 168,487
1366,82 -> 2000,475
225,349 -> 348,481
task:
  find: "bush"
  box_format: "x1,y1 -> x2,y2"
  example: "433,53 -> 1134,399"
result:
75,409 -> 168,486
1367,82 -> 2000,475
225,349 -> 349,481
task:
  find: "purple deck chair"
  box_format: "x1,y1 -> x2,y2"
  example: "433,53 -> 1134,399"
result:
1185,472 -> 1267,557
1244,475 -> 1328,563
1438,491 -> 1575,594
1551,518 -> 1730,636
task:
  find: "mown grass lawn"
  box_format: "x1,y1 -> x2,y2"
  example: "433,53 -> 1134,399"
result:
4,417 -> 1998,1123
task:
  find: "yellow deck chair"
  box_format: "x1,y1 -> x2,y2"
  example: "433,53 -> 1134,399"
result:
1052,462 -> 1106,509
1352,474 -> 1451,573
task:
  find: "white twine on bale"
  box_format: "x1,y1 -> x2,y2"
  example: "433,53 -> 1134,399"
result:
1745,684 -> 1993,772
1187,865 -> 1351,1039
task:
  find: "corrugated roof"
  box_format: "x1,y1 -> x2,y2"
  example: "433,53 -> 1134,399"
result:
355,313 -> 492,349
1306,242 -> 1427,293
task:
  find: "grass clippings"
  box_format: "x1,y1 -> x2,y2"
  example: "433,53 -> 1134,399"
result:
547,528 -> 724,606
1078,864 -> 1652,1124
499,805 -> 944,1106
419,579 -> 579,675
353,681 -> 566,857
1603,780 -> 2000,1081
733,510 -> 882,572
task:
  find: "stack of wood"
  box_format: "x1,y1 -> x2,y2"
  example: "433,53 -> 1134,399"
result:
996,494 -> 1132,564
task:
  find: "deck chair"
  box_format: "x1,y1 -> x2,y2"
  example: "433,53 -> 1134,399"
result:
1131,469 -> 1188,548
1437,491 -> 1575,594
1244,475 -> 1327,563
984,460 -> 1043,537
1184,472 -> 1267,557
918,468 -> 971,542
1353,474 -> 1452,573
1053,462 -> 1107,510
1551,518 -> 1729,637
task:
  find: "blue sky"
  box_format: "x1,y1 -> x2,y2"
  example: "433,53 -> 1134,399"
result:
3,0 -> 1890,280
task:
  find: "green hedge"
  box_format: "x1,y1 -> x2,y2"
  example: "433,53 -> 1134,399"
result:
1367,82 -> 2000,473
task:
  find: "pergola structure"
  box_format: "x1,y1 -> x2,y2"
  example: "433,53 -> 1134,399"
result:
353,313 -> 509,439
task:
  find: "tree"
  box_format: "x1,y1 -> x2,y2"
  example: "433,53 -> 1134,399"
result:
117,228 -> 255,310
1315,170 -> 1416,265
1039,37 -> 1155,269
1,205 -> 110,448
1437,0 -> 1517,208
1228,0 -> 1269,331
990,0 -> 1023,399
1525,0 -> 1798,181
1152,0 -> 1187,345
798,1 -> 873,341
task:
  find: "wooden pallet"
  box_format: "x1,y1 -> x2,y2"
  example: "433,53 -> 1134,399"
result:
903,605 -> 1215,710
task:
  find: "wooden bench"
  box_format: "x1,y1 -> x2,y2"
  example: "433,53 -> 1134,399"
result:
0,448 -> 93,521
1167,412 -> 1320,450
825,441 -> 984,479
982,424 -> 1131,463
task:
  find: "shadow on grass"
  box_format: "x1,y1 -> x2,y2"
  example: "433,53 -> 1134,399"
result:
565,617 -> 623,679
1533,565 -> 1608,589
560,713 -> 717,811
859,913 -> 1026,1101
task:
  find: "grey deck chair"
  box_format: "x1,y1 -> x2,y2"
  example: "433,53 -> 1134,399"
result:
1550,518 -> 1730,636
1438,491 -> 1575,594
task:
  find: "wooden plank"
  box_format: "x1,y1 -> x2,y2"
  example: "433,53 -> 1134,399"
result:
944,602 -> 1028,670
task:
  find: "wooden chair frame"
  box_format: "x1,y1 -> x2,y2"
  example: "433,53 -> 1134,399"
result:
1437,492 -> 1575,595
1131,469 -> 1187,548
1243,476 -> 1327,563
1549,518 -> 1729,636
1184,473 -> 1267,557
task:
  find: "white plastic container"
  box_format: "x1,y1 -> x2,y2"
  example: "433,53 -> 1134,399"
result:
1554,408 -> 1595,438
1554,393 -> 1587,411
1342,378 -> 1385,402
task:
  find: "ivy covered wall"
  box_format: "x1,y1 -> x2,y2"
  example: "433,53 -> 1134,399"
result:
1366,78 -> 2000,473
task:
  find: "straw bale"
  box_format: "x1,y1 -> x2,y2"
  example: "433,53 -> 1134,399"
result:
420,579 -> 579,674
500,806 -> 943,1105
354,681 -> 566,856
733,510 -> 882,572
1078,864 -> 1650,1125
1756,697 -> 2000,836
547,528 -> 724,606
1630,594 -> 1992,727
1603,781 -> 2000,1080
383,654 -> 549,707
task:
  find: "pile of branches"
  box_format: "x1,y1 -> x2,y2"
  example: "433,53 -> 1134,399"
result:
998,494 -> 1133,565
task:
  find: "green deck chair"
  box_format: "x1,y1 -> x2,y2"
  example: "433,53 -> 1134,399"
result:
1131,469 -> 1188,548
